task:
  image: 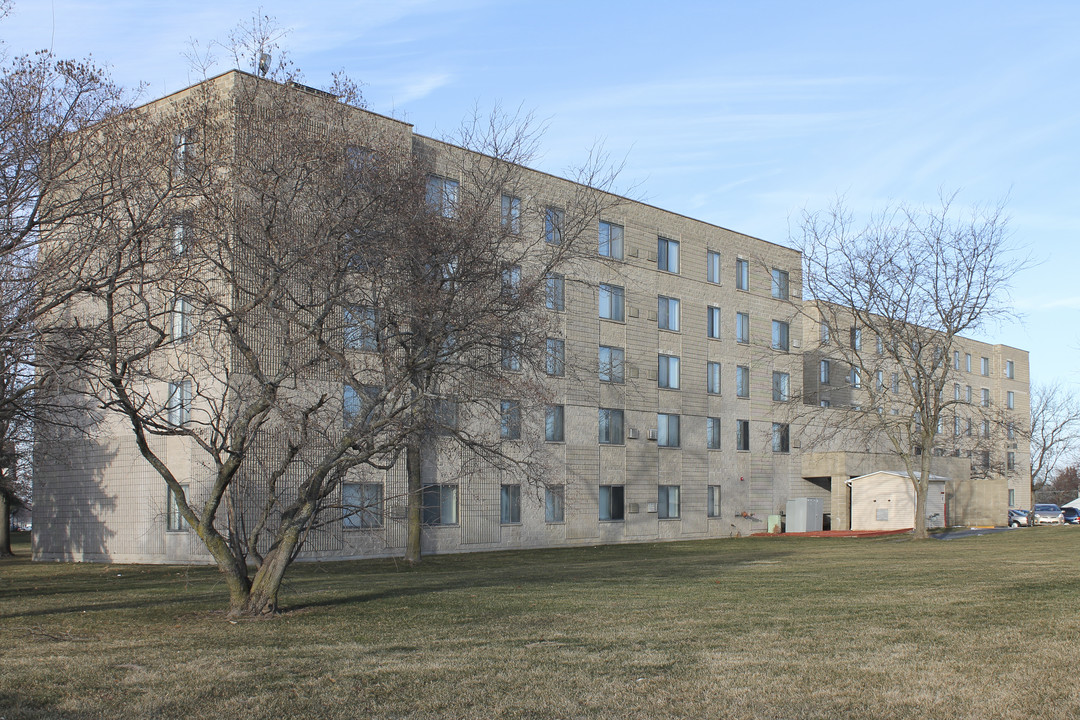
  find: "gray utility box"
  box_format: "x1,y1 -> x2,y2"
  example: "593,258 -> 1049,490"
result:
786,497 -> 824,533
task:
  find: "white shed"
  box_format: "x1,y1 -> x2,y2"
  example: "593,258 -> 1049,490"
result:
1062,498 -> 1080,510
849,471 -> 948,531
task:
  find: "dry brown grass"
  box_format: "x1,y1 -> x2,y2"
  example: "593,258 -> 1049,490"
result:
2,528 -> 1079,719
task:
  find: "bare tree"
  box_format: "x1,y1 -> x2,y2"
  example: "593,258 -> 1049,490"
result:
56,59 -> 614,614
0,45 -> 126,556
795,194 -> 1024,539
1028,382 -> 1080,504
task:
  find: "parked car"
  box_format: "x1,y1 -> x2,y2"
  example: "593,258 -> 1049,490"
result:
1032,504 -> 1065,525
1008,509 -> 1030,527
1062,507 -> 1080,525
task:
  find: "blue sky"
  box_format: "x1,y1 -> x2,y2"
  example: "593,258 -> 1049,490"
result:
6,0 -> 1079,390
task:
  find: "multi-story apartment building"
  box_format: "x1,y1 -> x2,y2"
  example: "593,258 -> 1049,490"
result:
33,71 -> 1030,563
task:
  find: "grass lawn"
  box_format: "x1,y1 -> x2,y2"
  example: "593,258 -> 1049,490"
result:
2,528 -> 1080,719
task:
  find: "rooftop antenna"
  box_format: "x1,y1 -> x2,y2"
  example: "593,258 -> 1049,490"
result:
258,52 -> 271,77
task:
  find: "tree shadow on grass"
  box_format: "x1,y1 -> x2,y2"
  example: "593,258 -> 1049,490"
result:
285,541 -> 798,612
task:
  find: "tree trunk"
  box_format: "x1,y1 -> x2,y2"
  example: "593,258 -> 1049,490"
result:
404,438 -> 422,565
240,525 -> 302,617
910,443 -> 932,540
0,492 -> 11,557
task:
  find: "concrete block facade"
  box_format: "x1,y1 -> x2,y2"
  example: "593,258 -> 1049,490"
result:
33,72 -> 1030,563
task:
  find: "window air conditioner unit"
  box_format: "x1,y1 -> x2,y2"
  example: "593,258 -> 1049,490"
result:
647,429 -> 658,440
627,428 -> 640,440
627,503 -> 640,514
647,502 -> 657,513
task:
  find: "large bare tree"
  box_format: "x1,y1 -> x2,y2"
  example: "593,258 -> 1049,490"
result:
796,195 -> 1024,539
58,64 -> 613,614
1028,382 -> 1080,505
0,41 -> 126,556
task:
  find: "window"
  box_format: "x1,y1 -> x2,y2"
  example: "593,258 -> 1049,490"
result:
877,370 -> 885,390
1008,488 -> 1016,507
501,194 -> 521,234
546,405 -> 565,442
1006,360 -> 1015,379
1007,452 -> 1015,471
982,419 -> 991,438
545,207 -> 563,245
545,485 -> 565,523
736,312 -> 749,344
343,483 -> 383,529
820,324 -> 830,345
892,374 -> 900,394
980,357 -> 990,376
735,258 -> 749,290
657,485 -> 680,519
425,175 -> 459,218
343,385 -> 361,423
422,484 -> 458,525
965,353 -> 972,372
345,386 -> 384,425
546,338 -> 565,377
707,306 -> 721,339
501,265 -> 521,298
170,214 -> 190,255
707,251 -> 721,284
771,269 -> 789,300
434,398 -> 458,434
736,419 -> 750,451
172,128 -> 196,176
166,484 -> 188,531
344,145 -> 374,188
598,220 -> 623,259
850,327 -> 862,351
965,385 -> 972,403
771,320 -> 789,351
707,417 -> 721,449
820,360 -> 831,384
599,484 -> 625,521
657,413 -> 680,447
658,355 -> 680,390
500,484 -> 521,524
598,346 -> 625,383
501,334 -> 522,371
598,408 -> 624,445
981,388 -> 990,407
345,306 -> 377,351
820,400 -> 831,408
772,372 -> 790,402
1007,391 -> 1015,410
953,351 -> 961,370
707,485 -> 721,518
500,400 -> 521,440
658,237 -> 679,273
954,384 -> 961,401
658,296 -> 680,331
876,335 -> 884,355
167,380 -> 191,427
707,361 -> 721,395
736,366 -> 750,398
170,297 -> 192,341
599,283 -> 624,321
772,423 -> 790,453
546,273 -> 565,311
850,366 -> 861,388
1007,421 -> 1015,440
978,450 -> 991,469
